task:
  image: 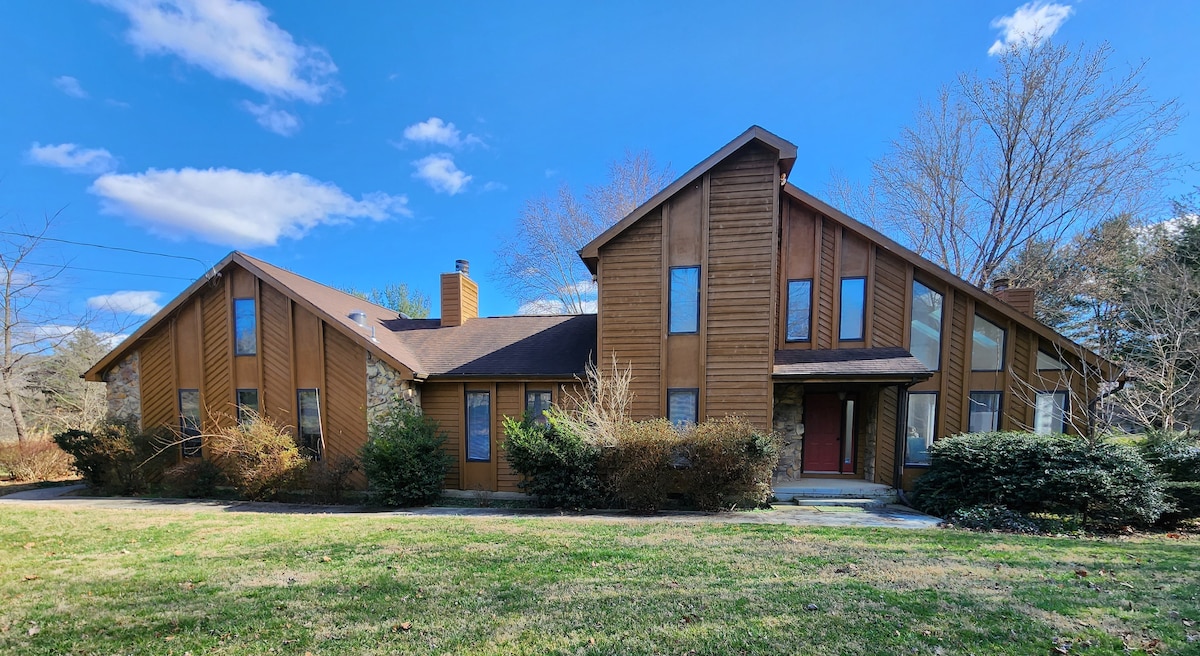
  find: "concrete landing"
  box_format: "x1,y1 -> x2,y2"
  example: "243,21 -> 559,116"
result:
773,478 -> 898,504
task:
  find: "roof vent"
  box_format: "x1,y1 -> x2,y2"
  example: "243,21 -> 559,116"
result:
455,259 -> 469,275
348,310 -> 367,327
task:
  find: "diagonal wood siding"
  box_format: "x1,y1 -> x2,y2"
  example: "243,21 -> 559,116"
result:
139,327 -> 174,430
260,284 -> 293,428
321,328 -> 367,465
943,293 -> 970,432
872,250 -> 906,347
200,282 -> 231,426
816,222 -> 837,349
704,143 -> 777,429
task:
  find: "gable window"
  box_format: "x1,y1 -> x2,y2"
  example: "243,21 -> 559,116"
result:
910,281 -> 943,370
786,279 -> 813,342
466,391 -> 491,462
1037,350 -> 1068,371
1034,391 -> 1068,435
839,277 -> 866,341
236,389 -> 259,425
904,392 -> 938,466
667,388 -> 699,428
971,315 -> 1005,371
297,389 -> 322,459
668,266 -> 701,334
233,298 -> 257,355
968,391 -> 1002,433
179,389 -> 201,458
525,390 -> 552,425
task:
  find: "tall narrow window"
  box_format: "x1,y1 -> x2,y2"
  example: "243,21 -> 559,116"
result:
179,389 -> 201,458
1034,391 -> 1068,435
910,281 -> 943,370
297,389 -> 322,459
839,277 -> 866,341
904,392 -> 938,465
236,389 -> 259,425
667,389 -> 699,428
842,399 -> 856,468
968,392 -> 1002,433
233,298 -> 257,355
1037,350 -> 1068,371
668,266 -> 700,334
786,279 -> 813,342
466,391 -> 491,462
525,390 -> 552,425
972,315 -> 1005,371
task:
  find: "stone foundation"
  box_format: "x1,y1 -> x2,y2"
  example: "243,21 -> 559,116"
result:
104,352 -> 141,426
772,383 -> 804,482
366,352 -> 420,422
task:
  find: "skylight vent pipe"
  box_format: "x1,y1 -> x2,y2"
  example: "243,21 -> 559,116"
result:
348,310 -> 367,327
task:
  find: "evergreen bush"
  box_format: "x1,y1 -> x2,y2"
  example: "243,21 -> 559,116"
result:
361,401 -> 451,506
502,413 -> 606,509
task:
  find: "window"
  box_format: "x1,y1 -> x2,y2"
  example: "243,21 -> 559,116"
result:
839,277 -> 866,341
667,389 -> 699,428
179,389 -> 201,458
669,266 -> 700,334
525,390 -> 552,424
236,389 -> 259,425
972,315 -> 1005,371
233,298 -> 257,355
904,392 -> 938,465
786,279 -> 813,342
1037,350 -> 1068,371
910,281 -> 943,370
297,389 -> 322,459
968,392 -> 1002,433
842,399 -> 856,467
466,391 -> 491,461
1034,391 -> 1068,435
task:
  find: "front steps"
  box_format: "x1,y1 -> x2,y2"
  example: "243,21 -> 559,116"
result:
772,478 -> 898,505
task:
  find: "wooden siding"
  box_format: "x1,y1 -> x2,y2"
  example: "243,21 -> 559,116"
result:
871,250 -> 906,347
440,273 -> 478,327
139,326 -> 175,430
942,292 -> 970,433
598,210 -> 663,420
876,386 -> 898,486
420,382 -> 462,488
704,143 -> 777,429
495,382 -> 523,493
816,221 -> 837,349
200,281 -> 231,426
320,327 -> 367,465
260,284 -> 293,427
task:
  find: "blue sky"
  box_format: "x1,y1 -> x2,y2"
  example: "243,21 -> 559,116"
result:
2,0 -> 1198,336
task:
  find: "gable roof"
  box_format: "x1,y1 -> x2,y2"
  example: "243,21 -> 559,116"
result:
85,252 -> 596,382
578,125 -> 797,273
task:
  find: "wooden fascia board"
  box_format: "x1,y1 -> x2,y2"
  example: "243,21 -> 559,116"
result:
781,183 -> 1119,379
579,126 -> 798,273
84,252 -> 236,381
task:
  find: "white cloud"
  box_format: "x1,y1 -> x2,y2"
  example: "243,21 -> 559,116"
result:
87,290 -> 163,316
988,1 -> 1073,55
28,143 -> 118,174
102,0 -> 337,102
53,75 -> 88,98
412,154 -> 471,195
90,167 -> 408,247
481,181 -> 508,193
242,101 -> 300,136
402,117 -> 480,148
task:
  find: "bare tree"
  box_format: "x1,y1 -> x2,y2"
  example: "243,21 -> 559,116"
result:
340,283 -> 431,318
861,40 -> 1179,287
496,151 -> 672,314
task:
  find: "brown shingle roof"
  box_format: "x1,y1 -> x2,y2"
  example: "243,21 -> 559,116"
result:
773,347 -> 931,381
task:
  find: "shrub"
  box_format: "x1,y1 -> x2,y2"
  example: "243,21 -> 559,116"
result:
503,413 -> 606,509
53,421 -> 174,495
1161,481 -> 1200,522
912,431 -> 1169,529
1139,432 -> 1200,482
945,504 -> 1043,534
604,419 -> 680,512
306,455 -> 361,504
361,400 -> 451,506
0,438 -> 75,482
206,413 -> 308,501
160,459 -> 226,498
679,417 -> 781,511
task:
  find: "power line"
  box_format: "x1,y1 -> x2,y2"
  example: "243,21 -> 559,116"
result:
21,261 -> 195,281
0,230 -> 210,269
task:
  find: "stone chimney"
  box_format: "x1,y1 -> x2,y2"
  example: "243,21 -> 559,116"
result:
440,259 -> 478,327
991,277 -> 1035,316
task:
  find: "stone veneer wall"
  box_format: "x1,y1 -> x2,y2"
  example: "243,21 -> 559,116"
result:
366,352 -> 420,423
772,383 -> 804,482
104,352 -> 141,426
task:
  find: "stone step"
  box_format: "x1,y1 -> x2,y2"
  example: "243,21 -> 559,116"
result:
788,497 -> 892,508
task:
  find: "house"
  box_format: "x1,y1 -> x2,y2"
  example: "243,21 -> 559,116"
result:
84,126 -> 1114,493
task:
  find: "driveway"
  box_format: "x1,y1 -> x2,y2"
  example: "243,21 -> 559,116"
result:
0,484 -> 942,529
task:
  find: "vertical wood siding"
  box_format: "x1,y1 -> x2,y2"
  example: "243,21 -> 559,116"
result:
200,282 -> 231,426
598,210 -> 663,420
871,250 -> 906,347
704,143 -> 777,429
260,284 -> 293,428
321,327 -> 367,465
420,382 -> 461,488
876,387 -> 898,486
139,326 -> 175,429
495,382 -> 523,493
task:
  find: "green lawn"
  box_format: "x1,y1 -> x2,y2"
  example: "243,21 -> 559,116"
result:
1,507 -> 1197,655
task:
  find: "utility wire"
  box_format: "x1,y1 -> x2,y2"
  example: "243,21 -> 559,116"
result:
21,260 -> 195,281
0,230 -> 210,269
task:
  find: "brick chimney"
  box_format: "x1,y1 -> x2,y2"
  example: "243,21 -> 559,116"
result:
991,277 -> 1035,316
440,259 -> 478,327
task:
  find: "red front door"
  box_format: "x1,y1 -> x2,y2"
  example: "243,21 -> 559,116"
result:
804,393 -> 842,472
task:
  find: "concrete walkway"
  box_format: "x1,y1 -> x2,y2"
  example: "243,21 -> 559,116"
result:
0,483 -> 942,529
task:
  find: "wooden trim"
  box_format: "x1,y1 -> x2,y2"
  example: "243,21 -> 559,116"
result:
255,277 -> 266,412
698,172 -> 710,420
960,297 -> 976,426
937,287 -> 954,437
659,199 -> 670,415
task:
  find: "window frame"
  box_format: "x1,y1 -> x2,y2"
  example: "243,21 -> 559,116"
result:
667,388 -> 699,428
179,389 -> 202,458
1036,349 -> 1069,371
233,297 -> 257,356
297,388 -> 322,460
971,314 -> 1007,372
967,391 -> 1003,433
910,279 -> 944,370
667,266 -> 701,335
236,388 -> 259,425
465,390 -> 491,462
903,391 -> 939,467
838,276 -> 867,342
524,389 -> 553,425
1034,390 -> 1069,435
785,278 -> 813,343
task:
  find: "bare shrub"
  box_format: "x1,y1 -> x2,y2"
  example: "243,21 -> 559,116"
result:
604,419 -> 679,512
204,412 -> 308,501
557,354 -> 634,448
0,435 -> 75,482
681,417 -> 781,511
53,421 -> 174,494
